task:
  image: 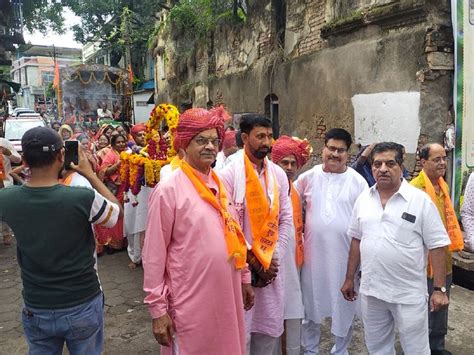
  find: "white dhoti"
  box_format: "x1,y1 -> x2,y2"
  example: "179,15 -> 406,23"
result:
124,187 -> 151,264
360,294 -> 430,355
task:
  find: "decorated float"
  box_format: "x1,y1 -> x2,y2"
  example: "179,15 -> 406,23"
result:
119,103 -> 179,199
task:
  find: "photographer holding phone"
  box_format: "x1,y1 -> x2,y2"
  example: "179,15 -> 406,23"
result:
0,127 -> 122,354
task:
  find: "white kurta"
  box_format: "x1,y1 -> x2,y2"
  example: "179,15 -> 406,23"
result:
124,187 -> 152,236
295,165 -> 368,337
282,222 -> 304,320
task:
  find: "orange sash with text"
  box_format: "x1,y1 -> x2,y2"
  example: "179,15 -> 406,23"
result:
180,161 -> 247,269
244,153 -> 279,270
290,183 -> 304,267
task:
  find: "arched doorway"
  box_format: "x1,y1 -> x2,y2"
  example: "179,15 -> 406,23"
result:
264,93 -> 279,138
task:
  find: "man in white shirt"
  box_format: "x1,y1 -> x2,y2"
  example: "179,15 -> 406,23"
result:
341,142 -> 450,355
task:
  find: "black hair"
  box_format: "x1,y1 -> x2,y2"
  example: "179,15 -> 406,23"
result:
239,114 -> 272,135
370,142 -> 404,165
235,130 -> 244,148
418,143 -> 438,160
23,148 -> 61,169
324,128 -> 353,150
111,133 -> 126,147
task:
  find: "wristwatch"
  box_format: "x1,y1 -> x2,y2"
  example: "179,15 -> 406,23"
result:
433,286 -> 447,293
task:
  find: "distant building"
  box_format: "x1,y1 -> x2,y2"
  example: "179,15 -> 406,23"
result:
11,45 -> 82,111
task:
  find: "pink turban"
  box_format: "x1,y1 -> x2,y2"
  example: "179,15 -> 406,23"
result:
131,123 -> 146,138
177,106 -> 230,150
222,131 -> 237,150
271,135 -> 312,168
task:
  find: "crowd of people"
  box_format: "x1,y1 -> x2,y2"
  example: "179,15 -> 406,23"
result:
0,105 -> 473,355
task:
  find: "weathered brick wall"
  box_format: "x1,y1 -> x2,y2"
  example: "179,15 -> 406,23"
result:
286,0 -> 327,58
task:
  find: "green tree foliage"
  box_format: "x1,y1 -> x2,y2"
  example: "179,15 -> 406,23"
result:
22,0 -> 66,34
169,0 -> 246,38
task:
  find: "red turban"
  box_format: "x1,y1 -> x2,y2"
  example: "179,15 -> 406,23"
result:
222,131 -> 237,150
271,135 -> 312,168
131,123 -> 146,138
177,106 -> 230,150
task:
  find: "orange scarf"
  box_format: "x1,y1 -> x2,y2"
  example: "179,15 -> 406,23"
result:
290,183 -> 304,267
60,172 -> 75,186
180,161 -> 247,269
244,152 -> 279,270
419,170 -> 464,251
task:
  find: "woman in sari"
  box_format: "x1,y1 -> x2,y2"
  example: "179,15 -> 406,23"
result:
77,134 -> 98,172
95,134 -> 127,253
95,130 -> 112,167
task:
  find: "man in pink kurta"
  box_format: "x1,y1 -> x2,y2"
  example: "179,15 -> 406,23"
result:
143,107 -> 253,355
219,114 -> 293,354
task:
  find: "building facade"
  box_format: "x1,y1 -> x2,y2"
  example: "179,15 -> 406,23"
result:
152,0 -> 453,175
11,45 -> 82,111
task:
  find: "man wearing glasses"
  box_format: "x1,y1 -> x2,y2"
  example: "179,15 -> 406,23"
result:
295,128 -> 368,354
143,107 -> 253,355
410,143 -> 464,355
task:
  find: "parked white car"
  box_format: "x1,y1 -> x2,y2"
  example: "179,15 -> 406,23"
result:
4,118 -> 46,154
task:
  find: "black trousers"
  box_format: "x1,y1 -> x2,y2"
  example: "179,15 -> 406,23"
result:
427,274 -> 452,351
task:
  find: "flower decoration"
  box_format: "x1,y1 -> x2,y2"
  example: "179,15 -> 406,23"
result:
119,103 -> 180,198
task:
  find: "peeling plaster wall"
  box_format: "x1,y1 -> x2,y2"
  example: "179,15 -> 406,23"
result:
155,0 -> 453,170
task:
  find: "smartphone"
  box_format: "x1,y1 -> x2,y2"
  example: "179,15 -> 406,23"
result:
64,140 -> 79,170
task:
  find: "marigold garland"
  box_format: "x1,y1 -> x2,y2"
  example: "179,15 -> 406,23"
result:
120,103 -> 179,198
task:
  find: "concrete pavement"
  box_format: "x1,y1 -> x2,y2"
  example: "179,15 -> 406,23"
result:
1,240 -> 473,354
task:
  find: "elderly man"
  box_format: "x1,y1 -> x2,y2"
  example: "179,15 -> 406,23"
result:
295,128 -> 368,355
142,107 -> 253,355
219,114 -> 293,354
410,143 -> 463,355
342,142 -> 450,355
271,135 -> 312,355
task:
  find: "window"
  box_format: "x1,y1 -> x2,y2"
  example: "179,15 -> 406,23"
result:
42,71 -> 54,85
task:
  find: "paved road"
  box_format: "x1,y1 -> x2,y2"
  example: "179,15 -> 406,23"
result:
1,241 -> 473,354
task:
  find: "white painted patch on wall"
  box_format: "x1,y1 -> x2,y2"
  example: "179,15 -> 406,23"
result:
352,91 -> 421,153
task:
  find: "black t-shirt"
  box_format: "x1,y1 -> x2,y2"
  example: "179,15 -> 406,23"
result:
0,184 -> 119,309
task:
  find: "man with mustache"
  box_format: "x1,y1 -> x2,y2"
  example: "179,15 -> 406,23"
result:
219,114 -> 293,354
295,128 -> 368,354
410,143 -> 463,355
342,142 -> 450,354
143,107 -> 253,355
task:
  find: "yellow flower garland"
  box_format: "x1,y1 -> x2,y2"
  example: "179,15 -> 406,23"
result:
120,103 -> 179,192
